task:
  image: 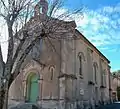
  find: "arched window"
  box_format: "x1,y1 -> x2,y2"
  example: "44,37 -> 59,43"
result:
102,69 -> 106,86
49,66 -> 55,80
78,52 -> 85,76
93,62 -> 98,84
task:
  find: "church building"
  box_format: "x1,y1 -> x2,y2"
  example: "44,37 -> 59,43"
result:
8,1 -> 112,109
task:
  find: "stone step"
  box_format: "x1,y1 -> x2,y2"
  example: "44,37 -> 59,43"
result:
9,103 -> 41,109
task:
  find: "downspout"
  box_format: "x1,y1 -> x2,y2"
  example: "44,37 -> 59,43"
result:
74,36 -> 77,104
39,39 -> 43,107
58,39 -> 61,109
99,57 -> 103,102
108,66 -> 112,103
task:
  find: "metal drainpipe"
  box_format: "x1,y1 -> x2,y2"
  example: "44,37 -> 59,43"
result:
109,69 -> 112,103
58,39 -> 61,109
73,36 -> 76,107
41,77 -> 43,108
39,39 -> 43,107
39,38 -> 43,57
73,35 -> 77,106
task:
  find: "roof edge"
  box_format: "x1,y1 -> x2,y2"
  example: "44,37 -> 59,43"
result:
75,29 -> 110,64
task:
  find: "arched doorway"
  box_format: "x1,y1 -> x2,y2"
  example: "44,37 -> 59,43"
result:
27,73 -> 39,102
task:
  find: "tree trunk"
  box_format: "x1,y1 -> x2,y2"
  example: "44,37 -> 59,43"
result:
1,23 -> 14,109
0,87 -> 5,109
0,74 -> 13,109
0,43 -> 5,109
3,82 -> 9,109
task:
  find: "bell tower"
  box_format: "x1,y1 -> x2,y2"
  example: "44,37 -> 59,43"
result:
34,0 -> 48,16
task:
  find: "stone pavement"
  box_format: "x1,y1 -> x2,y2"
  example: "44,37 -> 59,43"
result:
9,102 -> 120,109
96,103 -> 120,109
9,103 -> 41,109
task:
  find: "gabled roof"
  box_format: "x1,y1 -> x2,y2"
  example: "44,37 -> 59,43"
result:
75,29 -> 110,64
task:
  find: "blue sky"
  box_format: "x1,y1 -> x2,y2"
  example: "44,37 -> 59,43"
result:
64,0 -> 120,71
0,0 -> 119,72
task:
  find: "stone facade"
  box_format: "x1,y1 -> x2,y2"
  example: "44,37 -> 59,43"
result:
8,11 -> 111,109
111,75 -> 120,101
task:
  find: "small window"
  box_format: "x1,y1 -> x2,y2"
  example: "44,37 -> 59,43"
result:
93,62 -> 98,84
94,64 -> 97,83
79,55 -> 82,75
49,66 -> 55,80
78,52 -> 85,76
103,70 -> 106,86
50,68 -> 54,80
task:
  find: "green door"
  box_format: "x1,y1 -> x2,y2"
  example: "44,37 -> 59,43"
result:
29,74 -> 38,102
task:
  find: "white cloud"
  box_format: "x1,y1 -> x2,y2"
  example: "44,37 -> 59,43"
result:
102,6 -> 114,13
76,3 -> 120,48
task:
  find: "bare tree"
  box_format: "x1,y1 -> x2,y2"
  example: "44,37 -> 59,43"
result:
0,0 -> 82,109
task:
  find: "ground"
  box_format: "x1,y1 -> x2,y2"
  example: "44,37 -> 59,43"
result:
97,103 -> 120,109
9,102 -> 120,109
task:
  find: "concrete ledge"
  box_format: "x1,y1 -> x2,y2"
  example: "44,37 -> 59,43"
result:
58,74 -> 77,79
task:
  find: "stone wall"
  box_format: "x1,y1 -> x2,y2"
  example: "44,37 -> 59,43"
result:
8,13 -> 111,109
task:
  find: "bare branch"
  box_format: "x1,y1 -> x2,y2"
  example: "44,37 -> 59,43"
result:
46,36 -> 60,56
11,30 -> 29,70
0,44 -> 4,72
48,0 -> 63,17
0,13 -> 6,18
24,4 -> 30,25
12,35 -> 43,81
0,0 -> 8,12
